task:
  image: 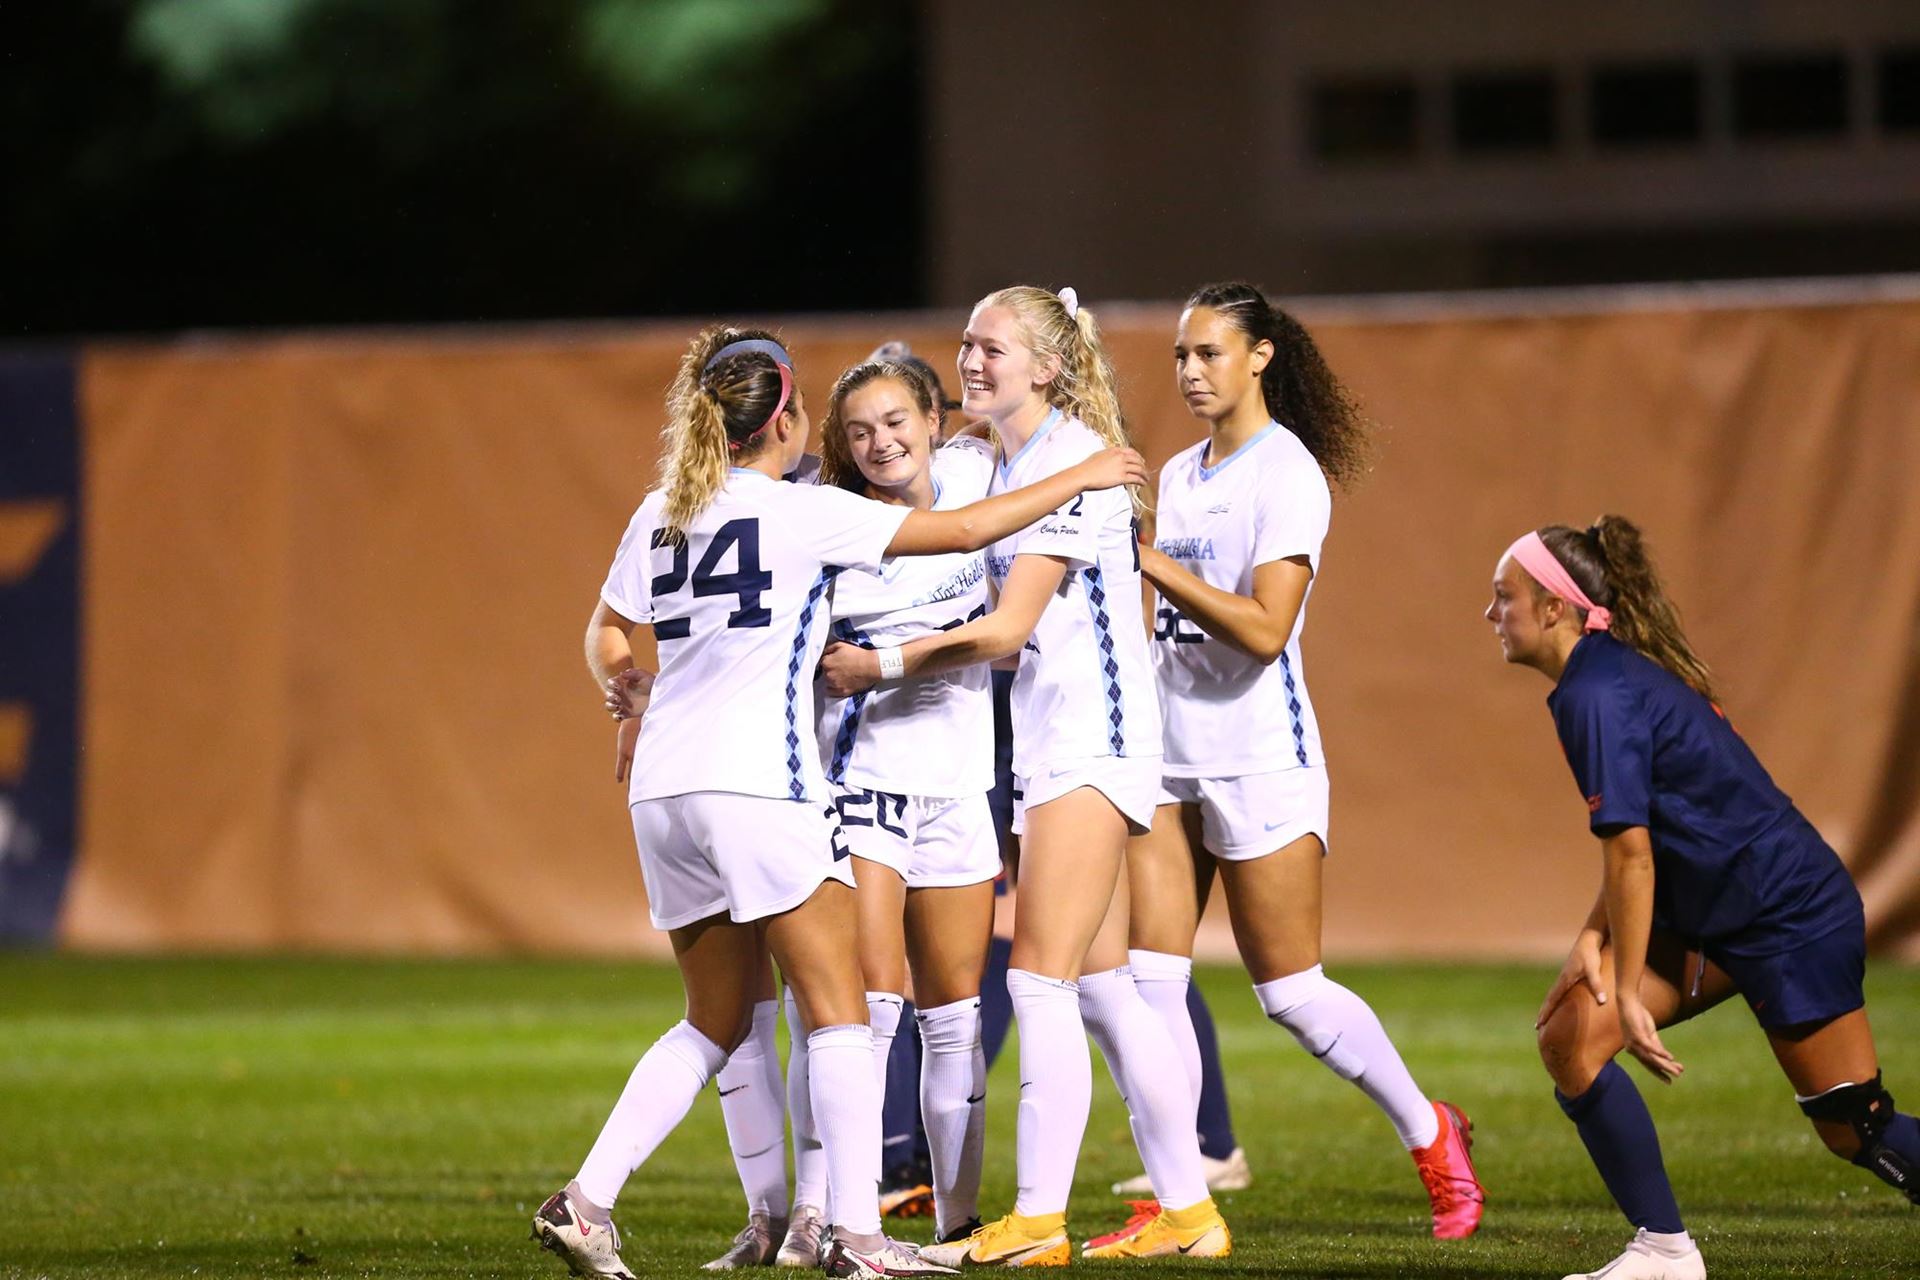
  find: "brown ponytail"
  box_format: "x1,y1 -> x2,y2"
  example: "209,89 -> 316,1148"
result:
1539,516 -> 1716,702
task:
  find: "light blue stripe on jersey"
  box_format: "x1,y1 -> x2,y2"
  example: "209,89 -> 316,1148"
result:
995,408 -> 1061,488
1277,649 -> 1310,766
785,568 -> 839,800
827,619 -> 876,785
1197,420 -> 1280,482
1081,564 -> 1127,755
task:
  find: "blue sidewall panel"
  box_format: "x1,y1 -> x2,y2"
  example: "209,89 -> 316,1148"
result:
0,351 -> 82,944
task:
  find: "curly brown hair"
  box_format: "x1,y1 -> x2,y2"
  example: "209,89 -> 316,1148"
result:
1185,282 -> 1371,490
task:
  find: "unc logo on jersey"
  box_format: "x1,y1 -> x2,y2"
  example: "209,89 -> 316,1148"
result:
1157,537 -> 1217,562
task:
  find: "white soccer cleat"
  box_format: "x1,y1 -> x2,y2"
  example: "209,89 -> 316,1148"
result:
774,1204 -> 827,1267
704,1211 -> 787,1270
822,1235 -> 959,1277
1561,1229 -> 1706,1280
531,1188 -> 636,1280
1110,1145 -> 1252,1196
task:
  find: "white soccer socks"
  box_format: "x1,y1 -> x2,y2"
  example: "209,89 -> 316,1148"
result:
715,998 -> 789,1219
574,1019 -> 730,1210
1007,968 -> 1092,1217
807,1023 -> 885,1237
1254,964 -> 1440,1150
1079,966 -> 1212,1210
784,990 -> 828,1212
1128,949 -> 1203,1119
866,991 -> 905,1093
917,996 -> 987,1236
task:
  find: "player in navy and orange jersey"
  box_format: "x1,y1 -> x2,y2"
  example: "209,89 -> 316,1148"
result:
1490,516 -> 1920,1280
533,325 -> 1144,1280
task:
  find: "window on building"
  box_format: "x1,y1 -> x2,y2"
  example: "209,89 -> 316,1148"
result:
1733,52 -> 1849,138
1309,76 -> 1420,162
1881,47 -> 1920,133
1452,69 -> 1558,153
1590,61 -> 1702,146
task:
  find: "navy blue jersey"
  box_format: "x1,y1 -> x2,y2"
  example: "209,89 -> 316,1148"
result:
1547,633 -> 1857,955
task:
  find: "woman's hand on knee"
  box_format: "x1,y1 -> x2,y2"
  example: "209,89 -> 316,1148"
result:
1537,928 -> 1608,1029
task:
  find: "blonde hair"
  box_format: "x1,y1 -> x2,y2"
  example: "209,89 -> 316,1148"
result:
658,325 -> 791,538
817,359 -> 940,493
1539,516 -> 1717,703
976,285 -> 1144,511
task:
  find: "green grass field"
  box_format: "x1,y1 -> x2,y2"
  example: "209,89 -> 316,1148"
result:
2,956 -> 1914,1279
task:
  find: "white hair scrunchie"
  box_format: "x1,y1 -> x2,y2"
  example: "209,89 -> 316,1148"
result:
1056,286 -> 1079,318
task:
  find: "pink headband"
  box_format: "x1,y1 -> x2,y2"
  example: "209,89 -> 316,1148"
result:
1506,531 -> 1612,632
727,361 -> 794,453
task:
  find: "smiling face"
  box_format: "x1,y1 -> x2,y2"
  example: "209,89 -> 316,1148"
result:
1175,305 -> 1269,424
957,304 -> 1055,425
1485,554 -> 1559,666
840,376 -> 935,492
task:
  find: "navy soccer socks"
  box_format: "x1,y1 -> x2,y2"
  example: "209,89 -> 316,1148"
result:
1556,1060 -> 1686,1234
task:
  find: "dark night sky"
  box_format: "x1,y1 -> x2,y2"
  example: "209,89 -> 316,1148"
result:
4,0 -> 923,337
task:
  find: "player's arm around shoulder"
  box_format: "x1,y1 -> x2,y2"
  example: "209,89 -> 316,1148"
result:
819,553 -> 1069,696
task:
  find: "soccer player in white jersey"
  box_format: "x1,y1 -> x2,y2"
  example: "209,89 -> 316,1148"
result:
807,359 -> 1001,1248
822,288 -> 1230,1266
531,325 -> 1146,1280
1112,282 -> 1485,1248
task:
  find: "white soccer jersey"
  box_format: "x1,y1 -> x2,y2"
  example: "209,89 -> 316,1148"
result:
1152,422 -> 1331,777
815,438 -> 997,798
600,469 -> 911,805
987,412 -> 1161,776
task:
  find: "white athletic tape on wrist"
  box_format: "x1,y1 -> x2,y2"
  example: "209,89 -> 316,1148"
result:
876,647 -> 905,680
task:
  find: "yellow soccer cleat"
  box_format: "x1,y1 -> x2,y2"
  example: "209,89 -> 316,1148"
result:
1079,1197 -> 1230,1260
916,1211 -> 1071,1268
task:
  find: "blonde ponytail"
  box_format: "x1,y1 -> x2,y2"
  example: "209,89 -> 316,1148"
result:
978,285 -> 1145,512
656,324 -> 794,539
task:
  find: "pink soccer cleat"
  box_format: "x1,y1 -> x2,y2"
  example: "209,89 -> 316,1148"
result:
1410,1100 -> 1485,1239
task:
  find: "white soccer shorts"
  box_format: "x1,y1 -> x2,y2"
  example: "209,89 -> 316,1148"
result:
1157,766 -> 1330,859
1012,753 -> 1162,838
629,792 -> 858,931
831,787 -> 1001,888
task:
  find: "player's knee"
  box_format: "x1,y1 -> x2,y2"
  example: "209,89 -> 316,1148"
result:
1536,1004 -> 1601,1094
686,1001 -> 754,1054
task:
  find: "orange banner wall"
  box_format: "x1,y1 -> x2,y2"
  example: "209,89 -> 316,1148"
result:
61,290 -> 1920,958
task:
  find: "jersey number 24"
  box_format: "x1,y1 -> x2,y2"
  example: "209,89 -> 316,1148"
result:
648,518 -> 772,639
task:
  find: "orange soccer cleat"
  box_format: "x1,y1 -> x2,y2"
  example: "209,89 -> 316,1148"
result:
1410,1100 -> 1485,1240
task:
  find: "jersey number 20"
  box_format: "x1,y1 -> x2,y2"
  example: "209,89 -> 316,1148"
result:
648,518 -> 773,639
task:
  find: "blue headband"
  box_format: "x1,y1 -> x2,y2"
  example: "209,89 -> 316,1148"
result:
705,338 -> 793,371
